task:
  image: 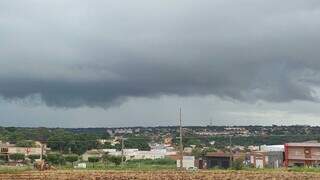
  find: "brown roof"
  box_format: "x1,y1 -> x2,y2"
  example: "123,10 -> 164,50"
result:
286,143 -> 320,147
205,152 -> 232,157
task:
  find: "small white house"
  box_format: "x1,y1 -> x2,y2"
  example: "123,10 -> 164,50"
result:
177,156 -> 195,169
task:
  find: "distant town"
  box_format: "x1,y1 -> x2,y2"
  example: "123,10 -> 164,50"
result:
1,125 -> 320,170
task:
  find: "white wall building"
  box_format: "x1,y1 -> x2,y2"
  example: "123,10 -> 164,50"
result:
101,148 -> 173,160
176,156 -> 195,169
260,145 -> 284,152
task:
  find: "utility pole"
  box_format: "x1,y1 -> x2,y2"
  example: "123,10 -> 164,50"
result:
40,143 -> 44,160
179,108 -> 183,170
229,135 -> 232,168
121,137 -> 125,167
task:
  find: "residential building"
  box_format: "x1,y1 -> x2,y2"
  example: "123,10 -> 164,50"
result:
176,156 -> 195,169
100,148 -> 171,160
203,152 -> 233,169
201,152 -> 246,169
250,151 -> 283,168
284,142 -> 320,167
82,149 -> 104,161
260,145 -> 284,152
0,142 -> 47,156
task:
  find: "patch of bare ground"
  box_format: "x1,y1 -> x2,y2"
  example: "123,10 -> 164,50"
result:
0,170 -> 320,180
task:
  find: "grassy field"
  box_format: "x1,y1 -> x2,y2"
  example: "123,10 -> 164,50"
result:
0,166 -> 32,174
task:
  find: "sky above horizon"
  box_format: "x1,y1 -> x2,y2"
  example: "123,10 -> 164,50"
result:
1,0 -> 320,127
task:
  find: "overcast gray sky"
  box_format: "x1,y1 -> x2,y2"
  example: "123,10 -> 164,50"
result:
1,0 -> 320,127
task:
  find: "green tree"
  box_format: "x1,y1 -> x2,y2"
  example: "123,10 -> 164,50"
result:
64,154 -> 79,166
47,130 -> 100,155
231,158 -> 244,170
185,138 -> 202,147
7,132 -> 25,143
191,147 -> 205,158
28,155 -> 40,163
102,152 -> 109,167
88,157 -> 100,168
16,140 -> 36,147
0,154 -> 8,162
47,153 -> 65,165
124,137 -> 150,151
9,153 -> 25,162
108,156 -> 123,166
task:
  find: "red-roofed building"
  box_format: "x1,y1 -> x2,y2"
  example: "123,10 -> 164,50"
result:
284,143 -> 320,167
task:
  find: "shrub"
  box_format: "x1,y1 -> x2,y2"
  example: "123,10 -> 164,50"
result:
231,158 -> 244,170
28,155 -> 40,163
128,158 -> 175,165
64,154 -> 79,165
108,156 -> 123,166
47,153 -> 65,165
88,156 -> 100,168
9,153 -> 25,162
0,154 -> 8,162
16,140 -> 36,147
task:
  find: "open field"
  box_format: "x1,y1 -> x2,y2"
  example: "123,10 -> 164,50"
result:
1,170 -> 320,180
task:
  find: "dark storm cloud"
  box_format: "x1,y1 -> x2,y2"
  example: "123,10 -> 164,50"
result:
1,0 -> 320,107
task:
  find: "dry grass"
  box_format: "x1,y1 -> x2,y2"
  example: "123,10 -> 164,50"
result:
1,170 -> 320,180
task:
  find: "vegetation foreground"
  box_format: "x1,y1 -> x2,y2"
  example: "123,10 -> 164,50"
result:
1,169 -> 320,180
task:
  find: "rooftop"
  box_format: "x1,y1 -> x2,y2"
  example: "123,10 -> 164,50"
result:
286,143 -> 320,147
205,152 -> 232,157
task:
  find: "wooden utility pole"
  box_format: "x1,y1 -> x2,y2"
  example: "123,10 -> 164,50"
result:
40,144 -> 43,160
179,108 -> 183,170
121,137 -> 125,167
229,135 -> 232,168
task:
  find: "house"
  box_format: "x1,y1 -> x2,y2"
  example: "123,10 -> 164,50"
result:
184,147 -> 193,154
176,156 -> 195,169
82,149 -> 104,161
284,142 -> 320,167
250,151 -> 283,168
200,152 -> 246,169
101,148 -> 168,160
203,152 -> 233,169
164,137 -> 173,147
260,145 -> 284,152
0,142 -> 47,157
249,145 -> 284,168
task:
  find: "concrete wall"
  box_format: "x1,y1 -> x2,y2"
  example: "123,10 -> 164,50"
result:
7,147 -> 44,156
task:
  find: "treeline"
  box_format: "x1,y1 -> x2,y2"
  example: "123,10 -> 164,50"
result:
0,127 -> 150,155
208,134 -> 320,149
172,134 -> 320,150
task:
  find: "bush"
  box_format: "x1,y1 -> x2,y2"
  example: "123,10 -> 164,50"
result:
128,158 -> 175,165
16,140 -> 36,147
47,153 -> 65,165
28,155 -> 40,163
64,154 -> 79,165
9,153 -> 25,162
108,156 -> 123,166
231,158 -> 244,170
0,154 -> 8,162
88,156 -> 100,168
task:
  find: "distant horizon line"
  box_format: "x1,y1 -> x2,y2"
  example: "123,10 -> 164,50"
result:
0,124 -> 317,129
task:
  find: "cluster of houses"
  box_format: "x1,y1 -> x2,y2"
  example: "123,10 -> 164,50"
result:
194,127 -> 250,137
1,139 -> 320,169
81,141 -> 320,169
82,146 -> 177,161
188,141 -> 320,169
